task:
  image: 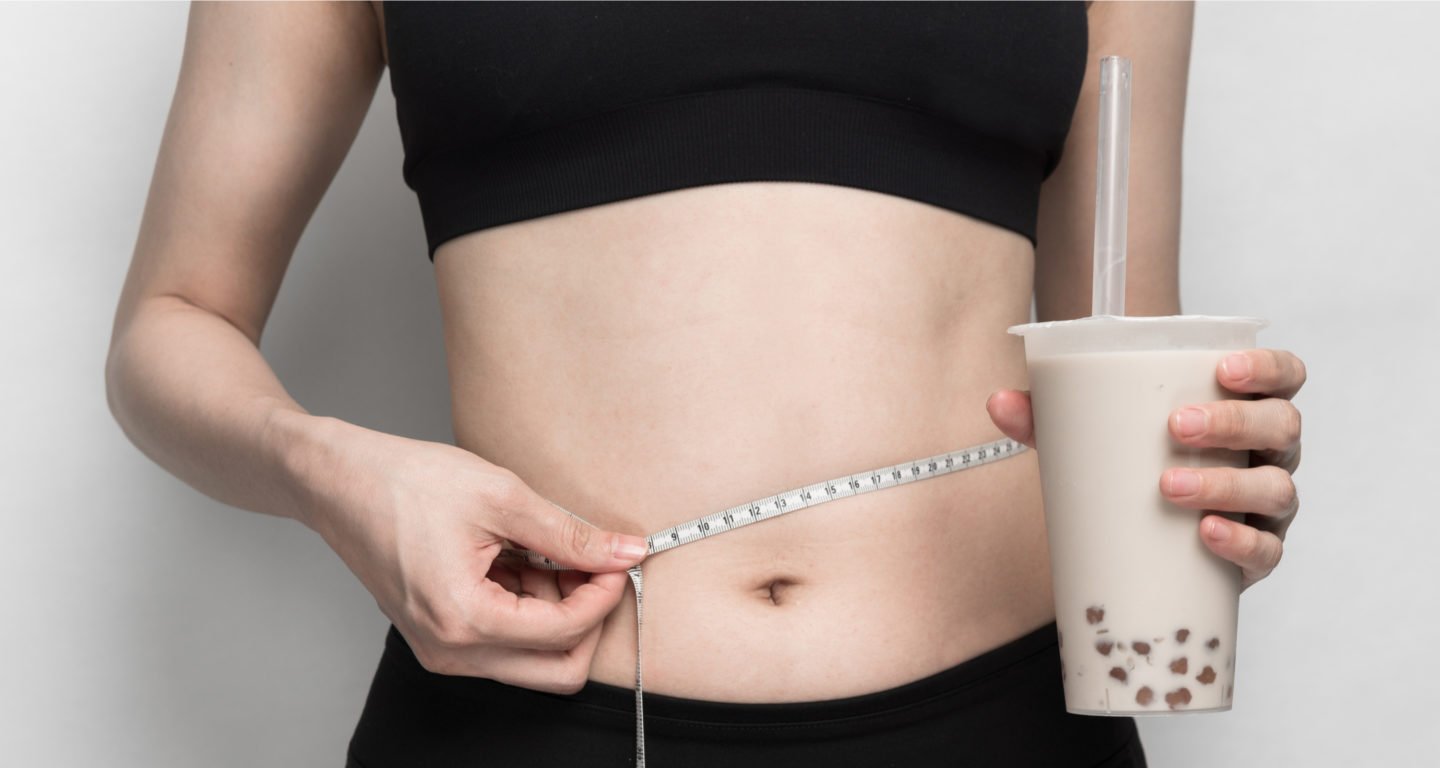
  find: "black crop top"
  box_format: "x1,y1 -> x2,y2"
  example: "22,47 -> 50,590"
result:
383,1 -> 1089,262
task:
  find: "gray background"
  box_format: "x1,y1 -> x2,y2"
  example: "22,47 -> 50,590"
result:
2,2 -> 1434,765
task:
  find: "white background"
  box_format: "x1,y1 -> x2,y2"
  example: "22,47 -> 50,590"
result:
2,2 -> 1434,765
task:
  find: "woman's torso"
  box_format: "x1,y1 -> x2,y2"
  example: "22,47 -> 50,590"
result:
373,1 -> 1065,702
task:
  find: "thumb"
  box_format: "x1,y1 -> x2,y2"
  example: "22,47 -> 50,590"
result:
985,389 -> 1037,449
490,490 -> 649,572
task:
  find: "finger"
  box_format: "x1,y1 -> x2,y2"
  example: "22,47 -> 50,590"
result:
1200,514 -> 1284,589
484,561 -> 524,595
518,564 -> 563,602
468,569 -> 631,652
1252,440 -> 1302,476
497,629 -> 604,695
413,636 -> 600,695
985,389 -> 1035,449
565,620 -> 605,677
1170,397 -> 1302,454
556,567 -> 592,600
488,483 -> 648,572
1250,508 -> 1297,542
1217,349 -> 1307,400
1161,465 -> 1299,518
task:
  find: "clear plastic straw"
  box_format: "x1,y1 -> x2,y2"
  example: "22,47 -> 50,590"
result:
1092,56 -> 1133,317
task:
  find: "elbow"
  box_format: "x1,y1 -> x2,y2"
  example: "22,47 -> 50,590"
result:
103,329 -> 135,440
103,297 -> 165,439
104,303 -> 152,446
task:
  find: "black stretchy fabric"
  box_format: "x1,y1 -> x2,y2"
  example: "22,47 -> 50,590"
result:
383,1 -> 1089,260
345,621 -> 1147,768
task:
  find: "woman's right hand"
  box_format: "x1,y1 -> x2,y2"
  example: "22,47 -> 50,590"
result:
302,420 -> 649,694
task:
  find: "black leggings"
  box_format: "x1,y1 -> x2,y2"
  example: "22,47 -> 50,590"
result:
345,620 -> 1146,767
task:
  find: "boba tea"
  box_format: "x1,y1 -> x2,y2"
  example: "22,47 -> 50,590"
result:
1011,316 -> 1265,714
1009,56 -> 1266,714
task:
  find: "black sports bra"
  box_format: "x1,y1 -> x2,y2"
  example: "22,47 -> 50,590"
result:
383,1 -> 1089,261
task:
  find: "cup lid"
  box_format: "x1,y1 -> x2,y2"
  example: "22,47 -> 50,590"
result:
1008,314 -> 1268,336
1007,315 -> 1268,356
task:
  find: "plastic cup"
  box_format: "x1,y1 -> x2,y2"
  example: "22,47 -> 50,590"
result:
1008,315 -> 1267,715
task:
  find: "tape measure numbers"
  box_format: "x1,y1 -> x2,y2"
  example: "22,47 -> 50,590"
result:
497,436 -> 1027,767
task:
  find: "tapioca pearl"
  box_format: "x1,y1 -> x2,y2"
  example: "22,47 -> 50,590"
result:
1165,687 -> 1193,709
1169,657 -> 1188,675
1206,637 -> 1220,650
1109,667 -> 1128,683
1176,628 -> 1190,644
1087,606 -> 1105,625
1132,641 -> 1151,655
1135,686 -> 1154,706
1095,639 -> 1114,656
1196,666 -> 1217,685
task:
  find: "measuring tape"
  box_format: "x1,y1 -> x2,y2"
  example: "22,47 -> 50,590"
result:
497,436 -> 1026,767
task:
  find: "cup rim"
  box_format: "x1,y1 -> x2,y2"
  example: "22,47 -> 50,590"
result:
1007,314 -> 1269,336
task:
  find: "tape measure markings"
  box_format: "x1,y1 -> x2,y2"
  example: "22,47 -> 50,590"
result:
496,436 -> 1027,766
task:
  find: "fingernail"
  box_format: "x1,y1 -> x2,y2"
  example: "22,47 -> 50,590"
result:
1222,353 -> 1253,382
1176,408 -> 1207,438
1206,517 -> 1231,542
613,536 -> 647,560
1168,469 -> 1201,496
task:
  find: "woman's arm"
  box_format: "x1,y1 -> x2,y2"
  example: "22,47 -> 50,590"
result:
994,1 -> 1306,592
1033,0 -> 1193,320
105,1 -> 384,527
105,3 -> 648,691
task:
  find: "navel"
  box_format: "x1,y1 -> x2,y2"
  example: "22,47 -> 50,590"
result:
759,577 -> 799,606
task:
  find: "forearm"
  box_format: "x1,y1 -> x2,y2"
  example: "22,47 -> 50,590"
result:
104,295 -> 352,531
1033,0 -> 1191,321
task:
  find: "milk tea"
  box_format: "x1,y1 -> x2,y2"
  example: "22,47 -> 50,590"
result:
1027,348 -> 1245,714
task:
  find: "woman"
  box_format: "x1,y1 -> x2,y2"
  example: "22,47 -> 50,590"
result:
105,2 -> 1305,766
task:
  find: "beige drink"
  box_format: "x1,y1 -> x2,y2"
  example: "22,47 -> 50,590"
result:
1010,316 -> 1265,715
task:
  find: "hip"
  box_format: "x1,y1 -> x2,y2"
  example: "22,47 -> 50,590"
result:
347,619 -> 1146,768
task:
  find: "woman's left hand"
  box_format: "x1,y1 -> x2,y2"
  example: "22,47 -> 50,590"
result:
987,348 -> 1306,594
1158,349 -> 1305,592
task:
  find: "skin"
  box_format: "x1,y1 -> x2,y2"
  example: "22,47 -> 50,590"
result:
988,346 -> 1305,592
105,0 -> 1303,705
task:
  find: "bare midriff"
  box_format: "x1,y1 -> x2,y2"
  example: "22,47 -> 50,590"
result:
430,181 -> 1057,703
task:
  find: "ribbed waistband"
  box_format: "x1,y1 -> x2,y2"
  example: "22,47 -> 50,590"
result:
382,618 -> 1061,728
